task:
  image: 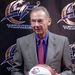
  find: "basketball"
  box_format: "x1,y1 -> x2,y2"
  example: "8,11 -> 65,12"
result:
29,64 -> 57,75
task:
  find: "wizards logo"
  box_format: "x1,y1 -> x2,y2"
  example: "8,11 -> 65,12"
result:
1,44 -> 20,71
1,0 -> 40,29
1,44 -> 16,66
57,2 -> 75,25
57,2 -> 75,30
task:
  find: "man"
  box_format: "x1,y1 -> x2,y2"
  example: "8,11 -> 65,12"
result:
11,6 -> 72,75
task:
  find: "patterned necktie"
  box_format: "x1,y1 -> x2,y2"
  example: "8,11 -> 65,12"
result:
38,40 -> 44,64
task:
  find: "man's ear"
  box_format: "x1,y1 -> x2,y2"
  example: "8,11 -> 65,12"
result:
48,17 -> 51,26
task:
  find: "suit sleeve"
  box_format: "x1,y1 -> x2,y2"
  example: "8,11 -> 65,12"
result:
60,37 -> 73,75
11,39 -> 25,75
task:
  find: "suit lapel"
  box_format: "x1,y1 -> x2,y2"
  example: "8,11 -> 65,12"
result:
46,32 -> 56,64
28,33 -> 38,65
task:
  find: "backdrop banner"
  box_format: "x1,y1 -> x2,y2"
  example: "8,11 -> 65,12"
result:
0,0 -> 75,75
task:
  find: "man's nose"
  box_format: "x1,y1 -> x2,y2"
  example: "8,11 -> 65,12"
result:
35,21 -> 40,26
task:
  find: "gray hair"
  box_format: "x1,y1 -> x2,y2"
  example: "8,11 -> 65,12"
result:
30,6 -> 50,17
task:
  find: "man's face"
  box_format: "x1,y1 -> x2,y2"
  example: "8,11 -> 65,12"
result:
30,10 -> 51,36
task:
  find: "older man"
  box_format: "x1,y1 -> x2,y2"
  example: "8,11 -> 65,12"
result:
11,6 -> 72,75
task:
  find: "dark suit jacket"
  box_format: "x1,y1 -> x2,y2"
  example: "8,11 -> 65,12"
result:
11,31 -> 72,75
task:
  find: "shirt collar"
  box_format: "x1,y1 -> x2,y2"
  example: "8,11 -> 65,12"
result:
35,32 -> 49,45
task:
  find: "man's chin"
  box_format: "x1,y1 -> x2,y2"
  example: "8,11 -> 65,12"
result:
35,32 -> 44,36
